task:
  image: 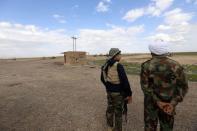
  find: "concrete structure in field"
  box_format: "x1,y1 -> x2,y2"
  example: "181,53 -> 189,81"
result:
63,51 -> 87,65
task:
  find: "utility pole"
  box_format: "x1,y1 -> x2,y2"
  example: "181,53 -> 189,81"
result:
71,36 -> 77,52
72,36 -> 74,52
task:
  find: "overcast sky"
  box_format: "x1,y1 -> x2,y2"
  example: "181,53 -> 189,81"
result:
0,0 -> 197,58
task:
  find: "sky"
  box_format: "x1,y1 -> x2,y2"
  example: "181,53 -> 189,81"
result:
0,0 -> 197,58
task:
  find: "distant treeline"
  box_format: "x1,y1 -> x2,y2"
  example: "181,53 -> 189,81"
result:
90,52 -> 197,57
172,52 -> 197,55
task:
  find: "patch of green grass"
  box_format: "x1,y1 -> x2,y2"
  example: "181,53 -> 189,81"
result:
93,59 -> 197,82
93,59 -> 141,75
187,74 -> 197,82
93,59 -> 106,66
184,64 -> 197,82
122,62 -> 141,75
184,65 -> 197,74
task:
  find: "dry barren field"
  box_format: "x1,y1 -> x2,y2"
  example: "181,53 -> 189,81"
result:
0,55 -> 196,131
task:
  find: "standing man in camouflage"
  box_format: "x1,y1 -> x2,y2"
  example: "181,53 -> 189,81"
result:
101,48 -> 132,131
140,41 -> 188,131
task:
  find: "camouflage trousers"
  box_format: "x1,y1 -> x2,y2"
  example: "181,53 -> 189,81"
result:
144,96 -> 174,131
106,92 -> 124,131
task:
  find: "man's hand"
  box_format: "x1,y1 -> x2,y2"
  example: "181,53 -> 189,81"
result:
157,101 -> 169,110
163,104 -> 174,116
125,96 -> 132,104
157,101 -> 174,115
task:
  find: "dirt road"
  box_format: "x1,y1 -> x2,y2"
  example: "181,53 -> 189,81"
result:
0,58 -> 196,131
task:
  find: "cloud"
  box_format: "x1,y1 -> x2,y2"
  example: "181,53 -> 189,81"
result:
0,21 -> 71,58
96,2 -> 108,12
167,23 -> 197,52
147,27 -> 197,53
184,24 -> 197,47
142,7 -> 197,53
123,0 -> 174,22
149,8 -> 193,42
53,14 -> 66,24
1,19 -> 196,58
147,24 -> 197,53
77,25 -> 145,54
147,0 -> 174,16
0,22 -> 12,28
0,22 -> 69,43
0,21 -> 146,57
96,0 -> 111,13
104,0 -> 111,2
122,8 -> 145,22
156,25 -> 172,30
164,8 -> 193,25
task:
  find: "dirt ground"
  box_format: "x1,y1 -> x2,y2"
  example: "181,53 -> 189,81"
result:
0,57 -> 196,131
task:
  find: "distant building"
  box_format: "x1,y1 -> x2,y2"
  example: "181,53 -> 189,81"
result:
63,51 -> 87,65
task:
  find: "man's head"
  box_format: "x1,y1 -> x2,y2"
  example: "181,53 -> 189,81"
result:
109,48 -> 121,61
149,40 -> 170,56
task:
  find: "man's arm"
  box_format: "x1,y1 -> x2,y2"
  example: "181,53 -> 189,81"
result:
100,66 -> 107,86
140,63 -> 160,102
117,64 -> 132,97
170,66 -> 188,106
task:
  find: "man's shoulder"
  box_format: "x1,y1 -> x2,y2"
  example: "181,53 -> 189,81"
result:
117,62 -> 124,68
165,57 -> 180,64
164,57 -> 183,70
141,59 -> 151,69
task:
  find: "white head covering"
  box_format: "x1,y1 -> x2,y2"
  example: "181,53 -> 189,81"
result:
148,40 -> 169,55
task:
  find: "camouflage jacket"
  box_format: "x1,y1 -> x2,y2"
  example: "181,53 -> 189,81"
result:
140,55 -> 188,106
